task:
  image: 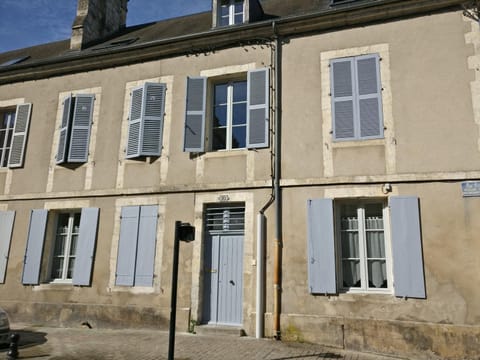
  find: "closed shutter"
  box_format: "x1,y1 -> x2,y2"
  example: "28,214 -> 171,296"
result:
0,211 -> 15,283
184,77 -> 206,152
247,68 -> 269,148
8,103 -> 32,168
356,54 -> 383,138
134,205 -> 158,286
68,94 -> 94,163
126,87 -> 144,158
72,207 -> 99,286
22,209 -> 48,285
56,96 -> 73,164
141,83 -> 166,156
306,199 -> 337,294
115,206 -> 140,286
390,196 -> 426,299
331,58 -> 355,140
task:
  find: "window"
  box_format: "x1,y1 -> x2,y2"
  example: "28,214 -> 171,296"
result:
126,83 -> 166,158
337,202 -> 389,292
218,0 -> 244,26
115,205 -> 159,287
0,104 -> 32,168
22,208 -> 99,286
330,54 -> 383,141
50,212 -> 80,282
307,197 -> 426,298
56,94 -> 95,164
184,68 -> 269,152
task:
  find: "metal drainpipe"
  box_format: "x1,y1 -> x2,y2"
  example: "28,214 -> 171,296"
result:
272,21 -> 282,341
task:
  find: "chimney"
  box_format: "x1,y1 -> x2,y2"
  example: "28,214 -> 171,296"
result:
70,0 -> 128,50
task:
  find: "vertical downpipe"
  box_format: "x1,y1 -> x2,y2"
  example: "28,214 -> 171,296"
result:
255,212 -> 266,338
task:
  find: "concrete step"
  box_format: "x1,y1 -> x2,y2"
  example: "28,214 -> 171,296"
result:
194,324 -> 246,337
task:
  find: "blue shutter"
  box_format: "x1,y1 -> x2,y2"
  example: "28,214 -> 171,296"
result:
331,58 -> 355,140
56,96 -> 73,164
0,211 -> 15,283
8,103 -> 32,168
140,83 -> 166,157
68,94 -> 94,163
247,68 -> 269,148
126,87 -> 144,158
115,206 -> 140,286
356,54 -> 383,139
184,77 -> 206,152
72,208 -> 99,286
22,209 -> 48,285
134,205 -> 158,287
390,196 -> 426,299
307,199 -> 337,294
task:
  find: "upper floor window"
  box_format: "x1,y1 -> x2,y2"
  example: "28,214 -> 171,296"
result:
330,54 -> 383,141
218,0 -> 245,26
0,104 -> 31,168
184,68 -> 269,153
56,94 -> 95,165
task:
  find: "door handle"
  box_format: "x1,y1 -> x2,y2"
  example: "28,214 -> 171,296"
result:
229,280 -> 235,285
207,269 -> 217,273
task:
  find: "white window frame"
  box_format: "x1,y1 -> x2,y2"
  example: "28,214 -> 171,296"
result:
218,0 -> 245,26
0,109 -> 16,168
210,79 -> 248,151
335,200 -> 393,294
49,211 -> 80,284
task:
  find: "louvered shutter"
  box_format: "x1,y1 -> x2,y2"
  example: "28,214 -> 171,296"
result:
72,208 -> 99,286
8,103 -> 32,168
356,54 -> 383,138
68,94 -> 94,163
126,87 -> 144,158
331,58 -> 355,140
22,209 -> 48,285
307,199 -> 337,294
56,96 -> 73,164
184,77 -> 206,152
134,205 -> 158,286
0,211 -> 15,283
140,83 -> 166,156
247,68 -> 269,148
390,196 -> 426,299
115,206 -> 140,286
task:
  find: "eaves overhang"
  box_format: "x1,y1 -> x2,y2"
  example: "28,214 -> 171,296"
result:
0,0 -> 465,85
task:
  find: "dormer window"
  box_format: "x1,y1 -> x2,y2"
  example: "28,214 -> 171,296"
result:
218,0 -> 245,26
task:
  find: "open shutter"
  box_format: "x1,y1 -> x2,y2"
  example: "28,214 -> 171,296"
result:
56,96 -> 73,164
183,77 -> 206,152
247,68 -> 269,148
8,103 -> 32,168
390,196 -> 426,299
0,211 -> 15,283
331,58 -> 355,140
115,206 -> 140,286
307,199 -> 337,294
68,94 -> 94,163
126,87 -> 144,158
141,83 -> 166,156
355,54 -> 383,138
72,207 -> 99,286
134,205 -> 158,286
22,209 -> 48,285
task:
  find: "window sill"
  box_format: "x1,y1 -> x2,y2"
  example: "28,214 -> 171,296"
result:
332,138 -> 385,148
203,148 -> 249,159
32,282 -> 73,291
108,286 -> 156,294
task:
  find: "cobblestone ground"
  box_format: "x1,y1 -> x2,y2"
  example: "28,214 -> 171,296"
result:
0,325 -> 406,360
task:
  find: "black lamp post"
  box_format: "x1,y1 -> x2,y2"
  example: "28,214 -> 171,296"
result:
168,221 -> 195,360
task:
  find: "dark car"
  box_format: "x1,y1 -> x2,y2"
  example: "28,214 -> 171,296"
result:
0,308 -> 10,346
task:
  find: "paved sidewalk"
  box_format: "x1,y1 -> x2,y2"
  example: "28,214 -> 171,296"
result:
0,324 -> 407,360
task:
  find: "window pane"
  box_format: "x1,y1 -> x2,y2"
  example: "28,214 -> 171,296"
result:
54,234 -> 67,256
0,130 -> 6,148
232,103 -> 246,125
234,0 -> 244,12
366,231 -> 385,258
233,81 -> 247,102
67,257 -> 75,279
341,230 -> 359,258
1,150 -> 8,167
70,234 -> 78,256
219,16 -> 229,26
214,105 -> 227,127
73,213 -> 81,230
231,125 -> 246,149
214,84 -> 228,105
368,260 -> 387,288
342,260 -> 361,287
51,258 -> 64,279
234,14 -> 243,24
6,130 -> 13,148
212,128 -> 227,151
